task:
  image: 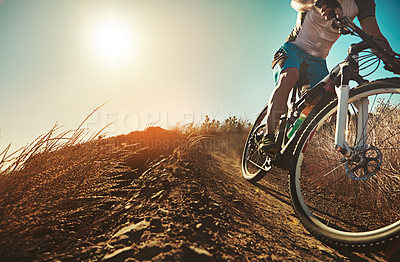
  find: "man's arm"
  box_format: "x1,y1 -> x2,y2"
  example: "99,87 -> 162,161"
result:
360,18 -> 390,49
361,17 -> 400,74
292,0 -> 343,20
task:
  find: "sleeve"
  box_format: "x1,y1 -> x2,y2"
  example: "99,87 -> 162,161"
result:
355,0 -> 376,22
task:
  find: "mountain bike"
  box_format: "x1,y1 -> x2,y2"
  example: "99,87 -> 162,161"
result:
242,16 -> 400,250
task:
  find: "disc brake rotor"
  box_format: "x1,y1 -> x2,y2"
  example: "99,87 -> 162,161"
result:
344,145 -> 382,181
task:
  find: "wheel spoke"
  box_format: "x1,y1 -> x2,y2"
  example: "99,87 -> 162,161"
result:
305,161 -> 346,186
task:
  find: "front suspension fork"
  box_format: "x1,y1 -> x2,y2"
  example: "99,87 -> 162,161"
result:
335,65 -> 369,157
335,83 -> 351,156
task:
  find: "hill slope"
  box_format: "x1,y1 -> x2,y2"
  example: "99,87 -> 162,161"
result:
0,127 -> 398,261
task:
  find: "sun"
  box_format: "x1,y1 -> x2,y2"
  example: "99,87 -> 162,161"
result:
90,15 -> 136,64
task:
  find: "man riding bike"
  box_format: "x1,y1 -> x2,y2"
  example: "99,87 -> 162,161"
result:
259,0 -> 398,155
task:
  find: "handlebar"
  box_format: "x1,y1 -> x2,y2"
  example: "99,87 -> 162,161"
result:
333,17 -> 400,74
333,17 -> 383,52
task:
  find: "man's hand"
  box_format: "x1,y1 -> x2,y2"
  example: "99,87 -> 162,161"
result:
382,49 -> 400,75
384,59 -> 400,75
315,0 -> 343,20
319,5 -> 343,20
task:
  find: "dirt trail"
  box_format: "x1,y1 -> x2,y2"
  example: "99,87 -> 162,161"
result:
0,128 -> 398,261
210,151 -> 397,261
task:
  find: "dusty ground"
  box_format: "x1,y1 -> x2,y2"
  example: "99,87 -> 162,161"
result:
0,127 -> 399,261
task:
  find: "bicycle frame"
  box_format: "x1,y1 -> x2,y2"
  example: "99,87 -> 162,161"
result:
274,17 -> 384,167
275,65 -> 341,167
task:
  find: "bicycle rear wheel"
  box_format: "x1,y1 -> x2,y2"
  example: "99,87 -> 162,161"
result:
290,78 -> 400,249
242,104 -> 273,183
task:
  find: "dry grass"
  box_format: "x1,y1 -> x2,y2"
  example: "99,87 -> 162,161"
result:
170,115 -> 250,158
0,104 -> 111,174
0,109 -> 249,178
0,109 -> 251,261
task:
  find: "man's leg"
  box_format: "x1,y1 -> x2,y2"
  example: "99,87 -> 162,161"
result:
258,67 -> 299,155
259,67 -> 299,155
266,67 -> 299,134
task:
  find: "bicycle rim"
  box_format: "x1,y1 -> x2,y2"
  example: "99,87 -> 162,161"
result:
290,79 -> 400,248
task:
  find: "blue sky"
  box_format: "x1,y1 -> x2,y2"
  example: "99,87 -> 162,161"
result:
1,0 -> 399,152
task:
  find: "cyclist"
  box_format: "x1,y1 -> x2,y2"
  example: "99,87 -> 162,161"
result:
259,0 -> 395,155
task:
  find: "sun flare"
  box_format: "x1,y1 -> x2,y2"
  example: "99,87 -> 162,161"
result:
90,15 -> 136,64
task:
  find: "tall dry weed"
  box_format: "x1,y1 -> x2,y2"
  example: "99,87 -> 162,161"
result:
0,104 -> 109,174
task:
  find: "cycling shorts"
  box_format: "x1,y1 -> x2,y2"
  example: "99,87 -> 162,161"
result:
272,42 -> 329,88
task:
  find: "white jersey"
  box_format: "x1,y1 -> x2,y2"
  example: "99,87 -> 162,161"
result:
288,0 -> 376,58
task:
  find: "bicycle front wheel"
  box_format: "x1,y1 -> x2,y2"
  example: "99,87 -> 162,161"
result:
290,78 -> 400,249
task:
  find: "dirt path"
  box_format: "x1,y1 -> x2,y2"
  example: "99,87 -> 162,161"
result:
0,129 -> 398,261
210,150 -> 395,261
